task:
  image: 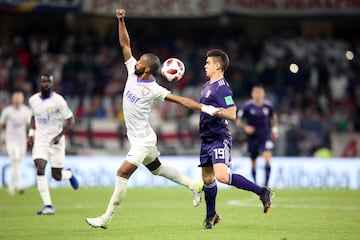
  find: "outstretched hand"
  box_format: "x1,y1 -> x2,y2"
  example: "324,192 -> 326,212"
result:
115,9 -> 126,19
50,135 -> 61,145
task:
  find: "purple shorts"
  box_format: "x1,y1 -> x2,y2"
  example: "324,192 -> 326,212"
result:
248,138 -> 274,159
199,138 -> 232,168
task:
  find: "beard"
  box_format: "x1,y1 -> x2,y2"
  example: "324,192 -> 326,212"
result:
134,66 -> 145,76
41,88 -> 52,99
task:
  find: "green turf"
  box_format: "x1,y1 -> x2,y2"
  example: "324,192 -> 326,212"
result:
0,187 -> 359,240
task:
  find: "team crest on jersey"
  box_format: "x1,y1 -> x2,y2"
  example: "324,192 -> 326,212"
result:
263,107 -> 269,115
46,107 -> 53,113
250,108 -> 256,115
142,87 -> 150,96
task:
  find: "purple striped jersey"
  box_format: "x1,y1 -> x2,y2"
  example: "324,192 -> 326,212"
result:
199,78 -> 235,141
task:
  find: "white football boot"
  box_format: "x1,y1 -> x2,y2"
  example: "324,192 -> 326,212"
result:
192,182 -> 204,207
86,215 -> 109,229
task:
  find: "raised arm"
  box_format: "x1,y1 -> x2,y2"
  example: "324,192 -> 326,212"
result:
115,9 -> 132,61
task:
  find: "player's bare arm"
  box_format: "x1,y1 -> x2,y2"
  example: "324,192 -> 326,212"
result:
165,93 -> 221,116
215,106 -> 236,121
0,123 -> 4,151
236,117 -> 255,134
51,116 -> 74,144
116,9 -> 132,62
165,93 -> 202,111
27,116 -> 36,148
271,113 -> 279,140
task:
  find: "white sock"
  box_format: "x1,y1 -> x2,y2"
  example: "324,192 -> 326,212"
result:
152,164 -> 195,191
61,169 -> 72,181
37,176 -> 52,206
10,161 -> 20,191
103,176 -> 128,222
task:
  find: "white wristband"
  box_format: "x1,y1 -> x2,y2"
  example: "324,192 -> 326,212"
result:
271,126 -> 278,134
28,129 -> 35,137
201,105 -> 219,116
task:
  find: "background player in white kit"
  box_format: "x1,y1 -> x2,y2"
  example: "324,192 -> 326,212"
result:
0,92 -> 31,195
85,8 -> 219,229
27,73 -> 79,215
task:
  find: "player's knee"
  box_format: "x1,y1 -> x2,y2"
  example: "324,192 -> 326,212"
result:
36,169 -> 46,175
52,173 -> 62,181
117,169 -> 132,178
202,175 -> 215,184
215,174 -> 229,184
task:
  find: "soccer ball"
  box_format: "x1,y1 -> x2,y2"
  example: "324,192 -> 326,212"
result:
161,58 -> 185,82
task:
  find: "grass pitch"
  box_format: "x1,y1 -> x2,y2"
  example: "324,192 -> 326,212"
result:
0,187 -> 359,240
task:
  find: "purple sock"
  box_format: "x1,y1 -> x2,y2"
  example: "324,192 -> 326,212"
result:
229,173 -> 262,195
204,180 -> 217,217
265,164 -> 271,186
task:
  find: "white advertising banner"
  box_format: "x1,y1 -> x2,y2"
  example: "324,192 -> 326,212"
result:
82,0 -> 360,17
1,156 -> 359,189
82,0 -> 222,17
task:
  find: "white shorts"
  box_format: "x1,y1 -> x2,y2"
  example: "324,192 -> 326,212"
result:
6,143 -> 26,161
126,129 -> 160,167
32,144 -> 65,168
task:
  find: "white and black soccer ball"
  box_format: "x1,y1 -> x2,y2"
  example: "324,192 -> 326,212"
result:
161,58 -> 185,82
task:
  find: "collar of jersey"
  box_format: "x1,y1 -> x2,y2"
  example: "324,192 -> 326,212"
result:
39,92 -> 53,100
209,77 -> 225,84
137,78 -> 155,83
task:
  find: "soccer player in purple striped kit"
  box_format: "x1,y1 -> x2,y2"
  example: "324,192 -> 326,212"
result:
199,49 -> 274,229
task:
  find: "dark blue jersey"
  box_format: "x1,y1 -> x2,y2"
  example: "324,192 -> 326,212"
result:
238,99 -> 274,141
199,78 -> 235,141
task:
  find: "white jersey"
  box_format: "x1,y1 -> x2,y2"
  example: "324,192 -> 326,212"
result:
123,57 -> 170,138
0,104 -> 31,145
29,92 -> 73,147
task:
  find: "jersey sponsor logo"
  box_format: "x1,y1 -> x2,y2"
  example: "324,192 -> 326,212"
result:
125,90 -> 141,104
12,122 -> 23,128
224,95 -> 234,105
36,116 -> 50,124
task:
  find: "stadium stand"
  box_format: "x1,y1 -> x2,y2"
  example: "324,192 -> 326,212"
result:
0,8 -> 359,157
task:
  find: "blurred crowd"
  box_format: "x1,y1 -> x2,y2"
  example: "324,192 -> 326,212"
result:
0,20 -> 359,156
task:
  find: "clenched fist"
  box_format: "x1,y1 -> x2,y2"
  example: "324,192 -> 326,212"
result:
115,9 -> 126,19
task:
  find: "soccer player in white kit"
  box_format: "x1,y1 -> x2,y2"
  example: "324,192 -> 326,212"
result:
27,73 -> 79,215
85,9 -> 219,229
0,92 -> 31,195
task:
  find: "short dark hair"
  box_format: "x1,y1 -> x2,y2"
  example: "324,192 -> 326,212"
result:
252,83 -> 264,89
206,49 -> 229,71
144,53 -> 161,75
